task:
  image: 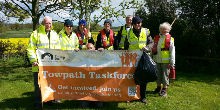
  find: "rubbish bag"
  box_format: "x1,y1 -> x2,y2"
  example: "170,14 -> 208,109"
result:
134,52 -> 158,84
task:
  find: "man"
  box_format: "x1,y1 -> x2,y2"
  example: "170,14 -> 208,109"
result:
59,19 -> 79,51
118,15 -> 133,50
86,43 -> 95,50
75,19 -> 94,50
126,16 -> 154,104
95,19 -> 117,50
27,16 -> 60,109
152,22 -> 175,97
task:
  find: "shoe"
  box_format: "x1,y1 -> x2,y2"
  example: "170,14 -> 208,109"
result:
153,87 -> 161,94
52,99 -> 62,103
140,98 -> 147,104
159,89 -> 167,97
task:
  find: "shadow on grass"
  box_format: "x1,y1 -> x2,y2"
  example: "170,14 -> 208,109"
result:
0,67 -> 32,83
0,92 -> 126,110
174,71 -> 220,85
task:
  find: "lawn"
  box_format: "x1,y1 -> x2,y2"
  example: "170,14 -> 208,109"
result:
0,57 -> 220,110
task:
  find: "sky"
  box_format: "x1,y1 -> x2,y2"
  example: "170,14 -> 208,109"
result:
2,0 -> 141,27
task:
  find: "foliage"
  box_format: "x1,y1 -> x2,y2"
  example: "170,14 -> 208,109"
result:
0,0 -> 68,30
92,0 -> 144,28
52,22 -> 64,34
176,0 -> 220,57
0,39 -> 28,59
136,0 -> 177,37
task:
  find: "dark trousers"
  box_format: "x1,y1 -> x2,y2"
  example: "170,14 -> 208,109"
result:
140,83 -> 147,99
33,72 -> 42,105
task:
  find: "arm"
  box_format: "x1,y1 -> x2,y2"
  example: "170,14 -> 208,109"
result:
143,28 -> 154,52
170,37 -> 175,67
95,33 -> 102,50
26,31 -> 38,65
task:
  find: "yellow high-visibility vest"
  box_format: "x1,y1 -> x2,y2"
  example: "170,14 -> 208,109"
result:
128,28 -> 150,50
59,29 -> 79,50
27,25 -> 60,72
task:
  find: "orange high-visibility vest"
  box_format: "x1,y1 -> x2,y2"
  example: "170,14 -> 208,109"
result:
100,29 -> 114,48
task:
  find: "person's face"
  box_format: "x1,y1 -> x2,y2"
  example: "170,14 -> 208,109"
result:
160,28 -> 169,35
133,22 -> 142,30
44,18 -> 52,32
126,17 -> 132,25
79,24 -> 85,31
87,43 -> 95,50
64,25 -> 73,34
104,23 -> 111,31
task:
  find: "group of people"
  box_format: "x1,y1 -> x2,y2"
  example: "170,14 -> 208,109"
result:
27,15 -> 175,109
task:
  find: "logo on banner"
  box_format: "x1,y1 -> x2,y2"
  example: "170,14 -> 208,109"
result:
41,52 -> 66,62
120,52 -> 138,67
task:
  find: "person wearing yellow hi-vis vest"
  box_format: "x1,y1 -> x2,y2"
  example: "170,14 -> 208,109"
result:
126,16 -> 154,104
26,16 -> 60,109
152,22 -> 175,97
118,15 -> 133,50
95,19 -> 118,51
59,19 -> 79,51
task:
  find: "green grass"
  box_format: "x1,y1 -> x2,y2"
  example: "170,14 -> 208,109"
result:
0,58 -> 220,110
0,29 -> 32,38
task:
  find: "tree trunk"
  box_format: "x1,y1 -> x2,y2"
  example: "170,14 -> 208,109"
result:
32,0 -> 39,30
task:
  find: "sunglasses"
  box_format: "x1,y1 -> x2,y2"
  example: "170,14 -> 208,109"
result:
65,25 -> 73,27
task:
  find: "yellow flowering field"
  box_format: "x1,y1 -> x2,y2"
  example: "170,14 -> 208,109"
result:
0,38 -> 29,46
0,38 -> 29,54
0,32 -> 100,55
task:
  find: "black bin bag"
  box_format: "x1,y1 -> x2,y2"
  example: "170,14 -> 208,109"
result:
134,52 -> 158,84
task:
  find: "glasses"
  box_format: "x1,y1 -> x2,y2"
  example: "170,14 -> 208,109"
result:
65,25 -> 73,27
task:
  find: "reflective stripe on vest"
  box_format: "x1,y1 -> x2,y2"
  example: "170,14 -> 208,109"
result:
128,28 -> 147,50
156,34 -> 172,63
59,29 -> 79,50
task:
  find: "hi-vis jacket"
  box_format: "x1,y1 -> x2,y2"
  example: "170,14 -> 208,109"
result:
127,28 -> 152,50
59,29 -> 79,50
153,33 -> 175,66
118,25 -> 132,49
27,25 -> 60,72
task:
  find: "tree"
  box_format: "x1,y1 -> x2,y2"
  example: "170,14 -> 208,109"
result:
67,0 -> 101,30
177,0 -> 220,57
136,0 -> 177,37
0,0 -> 66,30
91,0 -> 144,28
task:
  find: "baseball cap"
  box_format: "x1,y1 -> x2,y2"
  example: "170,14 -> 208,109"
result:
64,19 -> 73,27
132,16 -> 143,25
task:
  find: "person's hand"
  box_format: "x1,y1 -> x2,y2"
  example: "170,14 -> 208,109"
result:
84,28 -> 89,39
84,28 -> 88,34
168,64 -> 175,69
98,48 -> 104,51
74,48 -> 79,52
33,62 -> 38,66
142,46 -> 150,52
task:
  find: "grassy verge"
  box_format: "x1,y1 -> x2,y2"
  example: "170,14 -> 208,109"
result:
0,58 -> 220,110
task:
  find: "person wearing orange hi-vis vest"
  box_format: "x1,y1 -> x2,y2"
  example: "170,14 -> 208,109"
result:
152,22 -> 175,97
27,16 -> 61,109
95,19 -> 118,51
75,19 -> 94,50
